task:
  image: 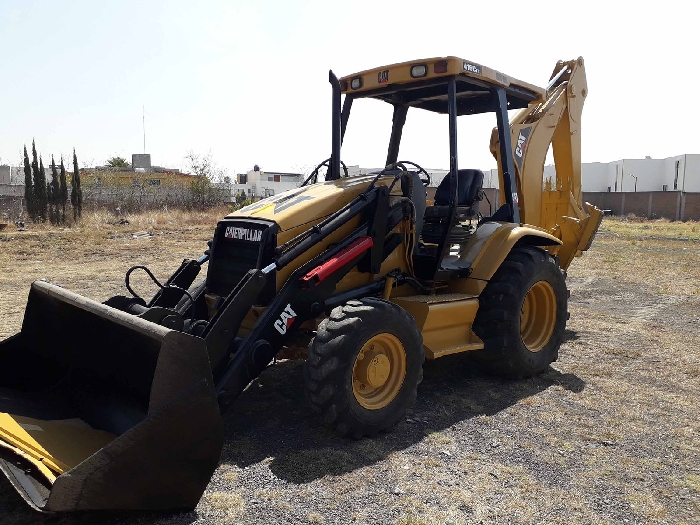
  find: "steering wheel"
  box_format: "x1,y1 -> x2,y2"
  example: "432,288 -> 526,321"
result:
396,160 -> 430,187
302,158 -> 349,186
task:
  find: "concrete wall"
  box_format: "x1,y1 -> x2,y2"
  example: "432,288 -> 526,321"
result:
0,196 -> 23,219
0,166 -> 11,185
682,193 -> 700,219
423,188 -> 699,220
0,166 -> 23,185
386,154 -> 700,194
621,191 -> 650,216
0,184 -> 24,198
584,191 -> 700,221
648,191 -> 680,219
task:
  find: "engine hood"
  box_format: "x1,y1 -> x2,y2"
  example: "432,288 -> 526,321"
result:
227,175 -> 393,232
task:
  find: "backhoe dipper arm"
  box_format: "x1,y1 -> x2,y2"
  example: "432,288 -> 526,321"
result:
489,57 -> 602,270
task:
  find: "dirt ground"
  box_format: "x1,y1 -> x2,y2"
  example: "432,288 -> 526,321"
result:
0,212 -> 698,524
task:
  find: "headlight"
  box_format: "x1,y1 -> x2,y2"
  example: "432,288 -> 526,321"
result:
410,64 -> 428,78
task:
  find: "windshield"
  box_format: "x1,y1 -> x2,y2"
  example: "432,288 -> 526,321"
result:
338,96 -> 498,183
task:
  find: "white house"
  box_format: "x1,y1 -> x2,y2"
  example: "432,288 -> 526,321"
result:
235,165 -> 302,199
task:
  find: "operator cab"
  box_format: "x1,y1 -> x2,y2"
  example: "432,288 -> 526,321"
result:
421,169 -> 484,244
318,57 -> 544,281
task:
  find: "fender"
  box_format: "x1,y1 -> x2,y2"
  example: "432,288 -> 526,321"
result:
456,222 -> 561,289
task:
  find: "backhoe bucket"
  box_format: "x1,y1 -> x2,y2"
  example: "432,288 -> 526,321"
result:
0,280 -> 223,512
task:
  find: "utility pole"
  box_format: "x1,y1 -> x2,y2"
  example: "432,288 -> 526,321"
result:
142,106 -> 146,153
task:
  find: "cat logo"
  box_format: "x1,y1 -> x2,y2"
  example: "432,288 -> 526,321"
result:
378,70 -> 389,84
273,304 -> 297,335
513,127 -> 532,171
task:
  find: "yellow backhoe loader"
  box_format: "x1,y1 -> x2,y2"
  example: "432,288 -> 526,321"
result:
0,56 -> 601,512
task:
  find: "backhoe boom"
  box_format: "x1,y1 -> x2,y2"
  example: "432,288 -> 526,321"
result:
490,57 -> 602,269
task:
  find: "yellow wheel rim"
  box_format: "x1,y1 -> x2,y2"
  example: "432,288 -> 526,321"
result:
352,333 -> 406,410
520,281 -> 557,352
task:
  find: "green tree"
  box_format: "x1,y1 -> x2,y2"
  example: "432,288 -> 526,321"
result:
31,141 -> 41,220
31,142 -> 48,221
105,156 -> 130,168
40,158 -> 48,220
184,151 -> 228,208
59,157 -> 68,223
47,178 -> 55,225
38,157 -> 48,222
23,145 -> 34,219
71,149 -> 82,220
49,156 -> 61,225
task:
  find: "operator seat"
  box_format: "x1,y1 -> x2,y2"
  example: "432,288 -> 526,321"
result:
433,169 -> 484,208
421,169 -> 484,244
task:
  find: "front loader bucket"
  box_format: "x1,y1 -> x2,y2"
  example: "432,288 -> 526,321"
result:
0,280 -> 223,512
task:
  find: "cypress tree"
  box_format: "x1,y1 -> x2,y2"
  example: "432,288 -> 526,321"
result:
50,156 -> 60,225
38,157 -> 48,221
23,145 -> 34,219
47,178 -> 54,225
59,157 -> 68,224
71,149 -> 82,220
31,140 -> 42,221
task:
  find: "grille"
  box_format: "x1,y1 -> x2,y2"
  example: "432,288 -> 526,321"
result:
206,219 -> 276,302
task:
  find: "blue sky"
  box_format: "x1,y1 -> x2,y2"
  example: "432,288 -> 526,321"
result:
0,0 -> 695,176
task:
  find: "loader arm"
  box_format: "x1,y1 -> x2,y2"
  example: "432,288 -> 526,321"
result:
490,57 -> 603,269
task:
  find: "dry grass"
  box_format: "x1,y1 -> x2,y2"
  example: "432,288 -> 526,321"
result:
603,216 -> 700,240
0,207 -> 228,338
0,215 -> 699,524
199,491 -> 246,519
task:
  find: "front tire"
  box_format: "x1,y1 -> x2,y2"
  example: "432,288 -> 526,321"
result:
472,246 -> 568,378
304,298 -> 425,438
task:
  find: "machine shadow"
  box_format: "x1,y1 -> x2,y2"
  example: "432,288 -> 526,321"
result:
219,348 -> 586,484
0,482 -> 201,525
563,328 -> 581,343
0,333 -> 584,523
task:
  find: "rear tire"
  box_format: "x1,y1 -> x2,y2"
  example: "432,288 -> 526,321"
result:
304,298 -> 424,438
472,246 -> 568,378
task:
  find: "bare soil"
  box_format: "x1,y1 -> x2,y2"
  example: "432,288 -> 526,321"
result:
0,213 -> 698,524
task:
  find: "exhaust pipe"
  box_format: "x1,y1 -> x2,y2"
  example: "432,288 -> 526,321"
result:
329,70 -> 341,181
